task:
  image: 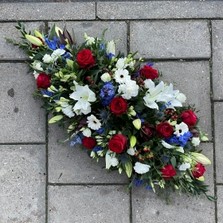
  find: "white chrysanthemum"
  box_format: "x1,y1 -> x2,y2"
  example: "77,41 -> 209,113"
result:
43,54 -> 53,63
101,72 -> 111,82
179,163 -> 191,171
82,128 -> 92,137
32,60 -> 43,71
116,58 -> 127,69
70,84 -> 96,115
133,162 -> 151,174
174,122 -> 189,137
118,80 -> 139,99
114,69 -> 130,83
105,151 -> 119,169
191,137 -> 201,147
87,114 -> 101,130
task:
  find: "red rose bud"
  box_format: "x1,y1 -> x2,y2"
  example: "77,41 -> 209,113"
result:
36,73 -> 51,89
139,65 -> 159,80
161,164 -> 177,179
110,97 -> 128,116
76,49 -> 95,69
181,110 -> 197,127
82,137 -> 97,150
156,122 -> 174,138
192,163 -> 206,178
108,134 -> 127,154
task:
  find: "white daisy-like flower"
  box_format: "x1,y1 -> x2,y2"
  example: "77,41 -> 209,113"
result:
114,69 -> 130,84
174,122 -> 189,137
70,84 -> 96,115
133,162 -> 151,174
179,163 -> 191,171
87,114 -> 102,130
191,137 -> 201,147
118,80 -> 139,99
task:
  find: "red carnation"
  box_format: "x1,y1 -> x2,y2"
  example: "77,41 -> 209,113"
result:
82,137 -> 96,150
110,97 -> 128,116
76,49 -> 95,69
36,73 -> 51,89
192,163 -> 206,178
156,122 -> 174,138
108,134 -> 127,154
181,110 -> 197,127
161,164 -> 177,179
139,65 -> 159,80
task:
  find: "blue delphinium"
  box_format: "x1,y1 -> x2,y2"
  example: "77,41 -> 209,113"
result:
134,178 -> 144,187
166,131 -> 193,147
70,134 -> 82,147
40,89 -> 54,97
93,146 -> 103,152
99,82 -> 115,106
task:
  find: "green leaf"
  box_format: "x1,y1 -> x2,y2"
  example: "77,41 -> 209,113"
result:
48,115 -> 63,124
124,161 -> 133,178
170,156 -> 176,167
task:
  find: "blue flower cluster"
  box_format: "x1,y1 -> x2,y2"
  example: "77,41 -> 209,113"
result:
45,37 -> 65,50
166,131 -> 193,147
100,82 -> 115,106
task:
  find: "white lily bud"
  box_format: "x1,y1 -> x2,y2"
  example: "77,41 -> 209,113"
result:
191,152 -> 211,165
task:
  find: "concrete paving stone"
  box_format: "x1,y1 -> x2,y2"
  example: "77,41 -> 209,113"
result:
97,1 -> 223,19
48,125 -> 128,183
212,21 -> 223,100
1,22 -> 45,60
0,2 -> 95,21
49,21 -> 127,55
0,145 -> 45,223
217,186 -> 223,223
154,61 -> 212,138
132,142 -> 214,223
48,185 -> 130,223
130,21 -> 210,59
214,102 -> 223,183
0,63 -> 45,143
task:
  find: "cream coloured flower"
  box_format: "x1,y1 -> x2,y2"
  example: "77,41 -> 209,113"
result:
133,162 -> 151,174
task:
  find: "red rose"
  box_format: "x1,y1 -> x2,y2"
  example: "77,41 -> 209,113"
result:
156,122 -> 174,138
181,110 -> 197,127
108,134 -> 127,153
161,164 -> 177,179
110,97 -> 128,116
76,49 -> 95,69
192,163 -> 206,178
82,137 -> 96,150
36,73 -> 51,89
139,65 -> 158,80
141,123 -> 153,139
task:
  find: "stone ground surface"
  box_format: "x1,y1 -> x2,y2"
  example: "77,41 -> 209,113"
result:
0,1 -> 223,223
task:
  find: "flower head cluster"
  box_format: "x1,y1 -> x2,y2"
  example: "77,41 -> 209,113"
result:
13,23 -> 212,200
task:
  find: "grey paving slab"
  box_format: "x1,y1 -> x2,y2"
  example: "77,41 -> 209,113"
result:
49,21 -> 127,55
0,63 -> 46,143
130,21 -> 210,59
1,22 -> 45,60
217,186 -> 223,223
155,61 -> 212,138
48,125 -> 128,183
0,145 -> 45,223
0,2 -> 95,21
48,185 -> 130,223
212,21 -> 223,100
214,102 -> 223,183
132,143 -> 214,223
97,1 -> 223,19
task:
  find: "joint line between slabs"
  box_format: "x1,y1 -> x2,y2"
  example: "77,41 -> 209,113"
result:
208,20 -> 218,223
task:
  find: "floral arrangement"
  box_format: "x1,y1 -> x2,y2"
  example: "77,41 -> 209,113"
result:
10,23 -> 214,200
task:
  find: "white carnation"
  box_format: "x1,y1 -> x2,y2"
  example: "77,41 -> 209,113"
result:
133,162 -> 151,174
